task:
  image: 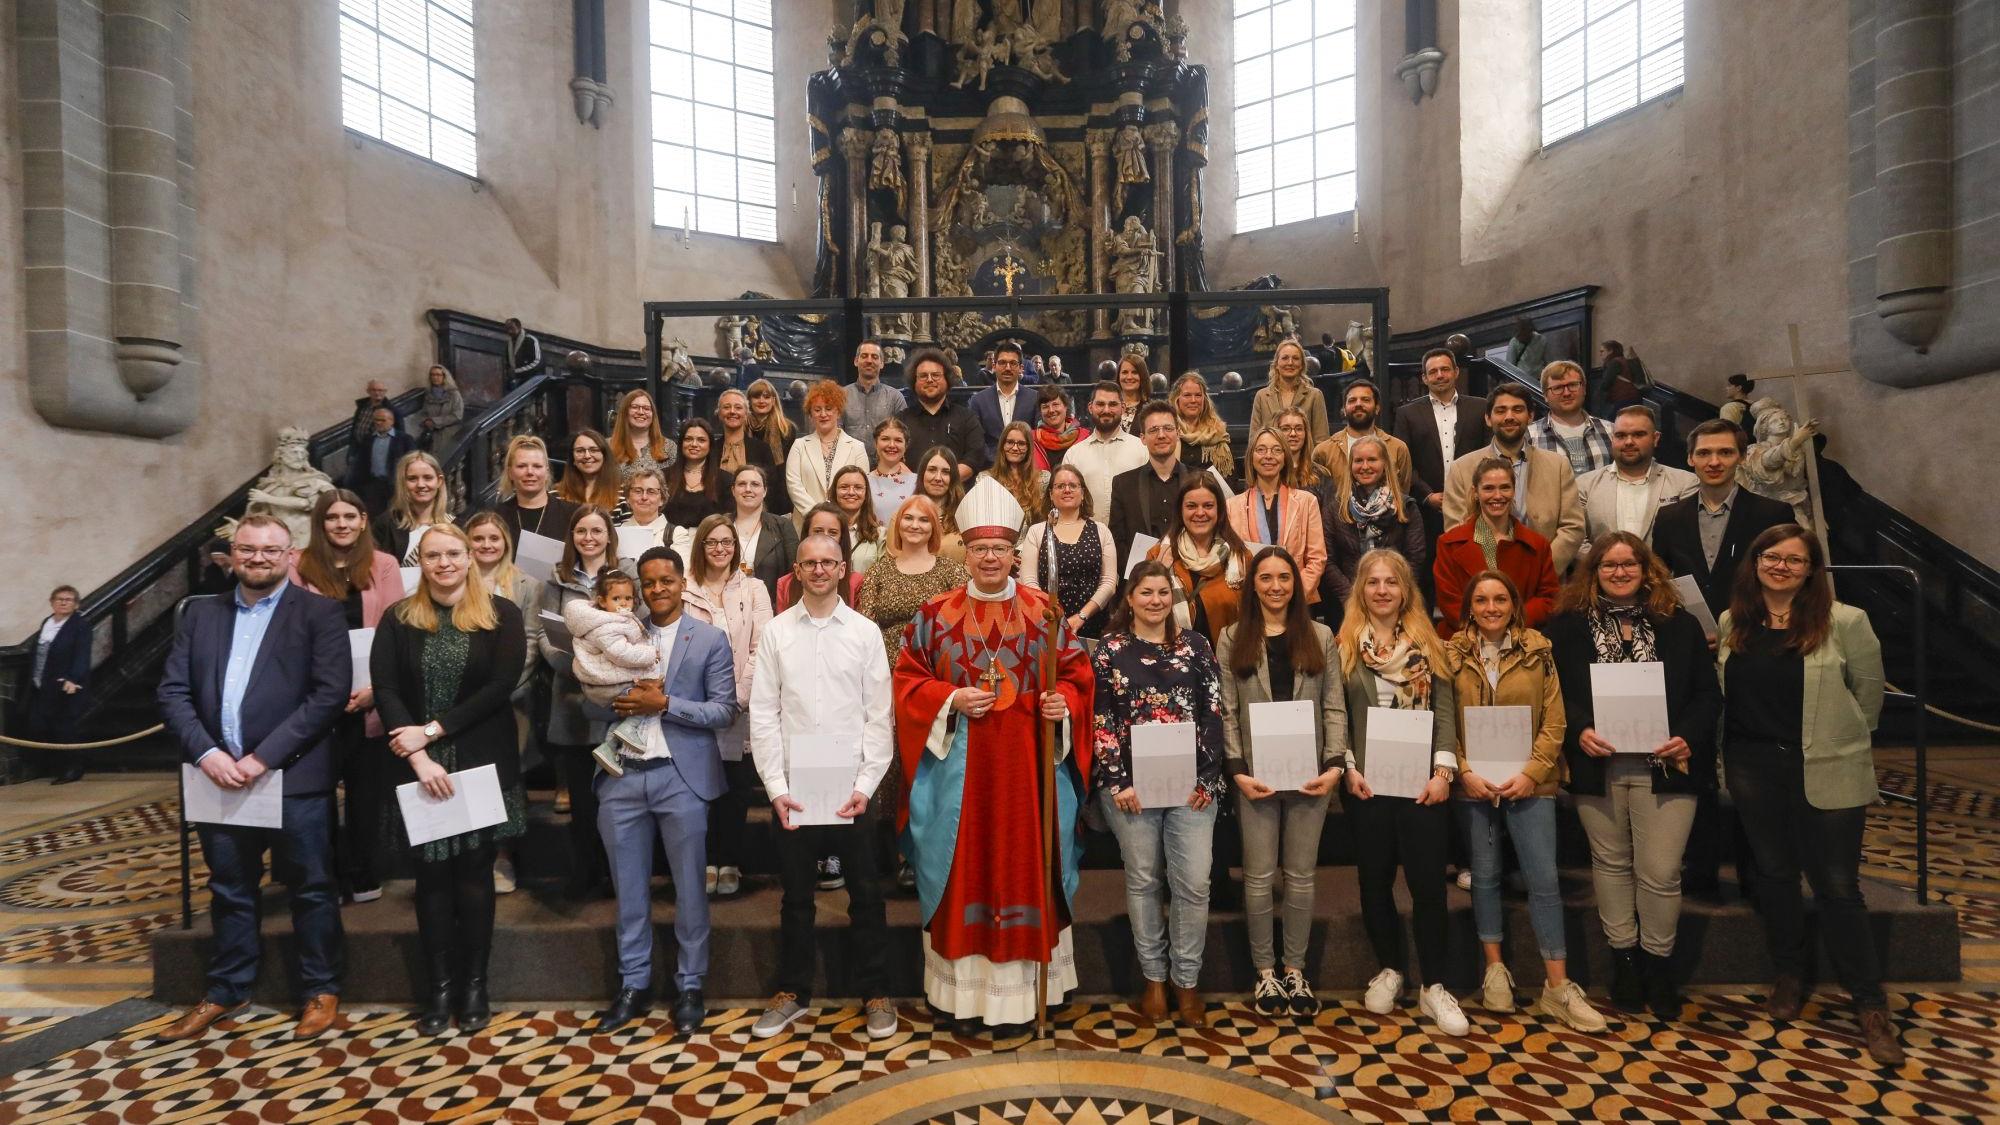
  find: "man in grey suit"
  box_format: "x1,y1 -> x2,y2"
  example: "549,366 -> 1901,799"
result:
596,546 -> 737,1034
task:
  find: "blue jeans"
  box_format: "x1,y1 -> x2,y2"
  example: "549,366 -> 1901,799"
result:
196,793 -> 345,1005
595,759 -> 710,992
1100,791 -> 1217,990
1457,796 -> 1566,961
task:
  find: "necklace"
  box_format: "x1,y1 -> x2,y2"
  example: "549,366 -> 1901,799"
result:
522,499 -> 550,538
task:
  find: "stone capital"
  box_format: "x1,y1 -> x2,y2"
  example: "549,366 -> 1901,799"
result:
1143,121 -> 1180,151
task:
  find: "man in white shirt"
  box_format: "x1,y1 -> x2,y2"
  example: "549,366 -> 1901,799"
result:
747,534 -> 897,1042
1527,360 -> 1615,477
969,341 -> 1030,464
1060,380 -> 1148,523
1575,404 -> 1698,552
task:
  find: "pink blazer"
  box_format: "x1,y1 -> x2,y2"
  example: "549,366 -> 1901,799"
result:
288,549 -> 405,735
681,572 -> 773,709
1226,485 -> 1329,603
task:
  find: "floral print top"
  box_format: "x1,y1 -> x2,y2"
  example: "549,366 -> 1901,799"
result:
1090,629 -> 1227,799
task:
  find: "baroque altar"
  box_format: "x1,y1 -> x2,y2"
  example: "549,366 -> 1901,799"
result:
807,0 -> 1209,367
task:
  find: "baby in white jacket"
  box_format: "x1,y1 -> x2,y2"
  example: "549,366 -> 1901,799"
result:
562,570 -> 657,778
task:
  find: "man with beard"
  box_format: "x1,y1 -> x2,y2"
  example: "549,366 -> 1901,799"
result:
1575,403 -> 1698,554
1311,378 -> 1421,498
157,515 -> 351,1042
897,349 -> 985,482
893,478 -> 1095,1032
842,340 -> 905,445
968,341 -> 1032,464
1528,360 -> 1615,477
1442,383 -> 1584,572
1058,380 -> 1147,521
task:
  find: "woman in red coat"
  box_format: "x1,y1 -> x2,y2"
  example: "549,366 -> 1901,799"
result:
1433,458 -> 1558,638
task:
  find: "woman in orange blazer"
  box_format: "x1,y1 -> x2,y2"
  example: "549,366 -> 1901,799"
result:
1226,427 -> 1328,604
1433,458 -> 1558,638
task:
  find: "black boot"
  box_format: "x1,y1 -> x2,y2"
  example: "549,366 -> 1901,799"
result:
457,930 -> 492,1034
416,953 -> 454,1036
1609,946 -> 1645,1012
1642,951 -> 1681,1021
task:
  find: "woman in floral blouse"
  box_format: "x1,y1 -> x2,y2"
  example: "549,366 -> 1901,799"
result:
1091,560 -> 1226,1030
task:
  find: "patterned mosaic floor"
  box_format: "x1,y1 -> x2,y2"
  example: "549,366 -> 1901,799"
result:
0,756 -> 1994,1121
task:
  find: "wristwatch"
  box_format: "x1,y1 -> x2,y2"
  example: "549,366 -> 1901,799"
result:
1432,765 -> 1457,783
422,721 -> 443,742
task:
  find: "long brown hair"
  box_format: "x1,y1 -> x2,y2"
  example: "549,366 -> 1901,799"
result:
1108,560 -> 1179,646
556,429 -> 620,509
1164,476 -> 1250,563
1556,530 -> 1681,618
989,421 -> 1049,523
396,524 -> 501,633
1276,407 -> 1324,488
1456,569 -> 1527,637
1337,548 -> 1445,678
608,389 -> 669,466
1728,523 -> 1833,654
557,504 -> 616,582
1230,546 -> 1325,679
667,417 -> 726,508
688,514 -> 740,588
830,464 -> 882,545
296,489 -> 381,598
797,505 -> 855,605
914,445 -> 964,531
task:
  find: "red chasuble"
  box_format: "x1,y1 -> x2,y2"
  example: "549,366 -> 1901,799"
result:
894,582 -> 1094,971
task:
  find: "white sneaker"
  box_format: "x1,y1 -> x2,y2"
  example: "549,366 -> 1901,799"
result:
492,857 -> 517,896
704,866 -> 719,895
1420,983 -> 1469,1036
1480,962 -> 1517,1013
716,866 -> 741,896
1536,979 -> 1609,1033
1363,968 -> 1403,1015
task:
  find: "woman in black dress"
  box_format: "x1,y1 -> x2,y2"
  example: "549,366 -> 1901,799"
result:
662,417 -> 735,529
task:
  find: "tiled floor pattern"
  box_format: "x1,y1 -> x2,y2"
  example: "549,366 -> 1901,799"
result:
0,756 -> 1994,1121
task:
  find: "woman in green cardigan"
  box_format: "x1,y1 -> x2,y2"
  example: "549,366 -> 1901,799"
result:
1718,524 -> 1896,1066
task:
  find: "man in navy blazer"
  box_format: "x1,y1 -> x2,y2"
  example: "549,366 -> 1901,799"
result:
595,546 -> 737,1034
966,340 -> 1034,465
24,585 -> 93,783
156,515 -> 352,1042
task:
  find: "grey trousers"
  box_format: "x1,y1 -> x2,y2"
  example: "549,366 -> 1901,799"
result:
1572,756 -> 1697,957
596,760 -> 710,992
1235,789 -> 1332,971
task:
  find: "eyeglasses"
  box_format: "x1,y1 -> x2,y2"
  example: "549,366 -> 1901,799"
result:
798,559 -> 842,571
1596,560 -> 1642,573
1758,552 -> 1812,571
231,546 -> 289,559
703,538 -> 735,549
965,544 -> 1014,559
419,550 -> 468,563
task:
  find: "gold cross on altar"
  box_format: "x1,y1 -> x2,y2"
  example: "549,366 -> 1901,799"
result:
993,254 -> 1026,295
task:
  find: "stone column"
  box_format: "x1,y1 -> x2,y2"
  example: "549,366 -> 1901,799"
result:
903,132 -> 933,339
1087,128 -> 1113,337
1870,0 -> 1951,349
840,127 -> 871,297
1145,120 -> 1179,291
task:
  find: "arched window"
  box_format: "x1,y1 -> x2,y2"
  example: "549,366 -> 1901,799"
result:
339,0 -> 478,177
1234,0 -> 1357,233
1540,0 -> 1684,145
649,0 -> 778,242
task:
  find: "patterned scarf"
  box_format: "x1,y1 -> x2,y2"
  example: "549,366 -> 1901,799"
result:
1348,484 -> 1396,550
1169,534 -> 1243,630
1359,625 -> 1433,710
1033,420 -> 1080,468
1586,599 -> 1658,664
1472,513 -> 1510,571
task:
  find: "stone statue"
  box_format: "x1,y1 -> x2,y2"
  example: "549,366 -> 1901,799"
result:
1114,124 -> 1150,185
1009,20 -> 1066,82
1253,304 -> 1300,351
948,0 -> 981,47
231,427 -> 335,546
867,222 -> 920,337
954,24 -> 1010,90
933,235 -> 972,297
1740,397 -> 1820,524
716,312 -> 751,359
1344,320 -> 1376,373
874,0 -> 906,40
1030,0 -> 1062,40
662,337 -> 699,388
1109,216 -> 1163,334
869,126 -> 905,200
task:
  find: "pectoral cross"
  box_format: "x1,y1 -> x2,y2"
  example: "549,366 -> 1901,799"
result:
978,658 -> 1004,695
994,253 -> 1026,296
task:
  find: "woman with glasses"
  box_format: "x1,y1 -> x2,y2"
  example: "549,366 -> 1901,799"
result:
683,514 -> 774,899
1718,525 -> 1897,1065
533,504 -> 619,890
612,468 -> 671,570
1274,408 -> 1331,501
1544,530 -> 1720,1020
1020,465 -> 1116,640
983,421 -> 1051,525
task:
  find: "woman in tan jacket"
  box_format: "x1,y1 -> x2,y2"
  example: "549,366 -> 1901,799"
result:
1446,570 -> 1606,1033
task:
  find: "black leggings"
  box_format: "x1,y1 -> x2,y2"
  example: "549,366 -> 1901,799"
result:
550,743 -> 608,886
413,842 -> 498,981
705,758 -> 761,871
1349,794 -> 1451,985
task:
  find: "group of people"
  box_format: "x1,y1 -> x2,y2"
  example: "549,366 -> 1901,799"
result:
141,332 -> 1903,1068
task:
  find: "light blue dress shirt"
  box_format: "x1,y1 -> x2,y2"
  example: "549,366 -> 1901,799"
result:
217,580 -> 289,759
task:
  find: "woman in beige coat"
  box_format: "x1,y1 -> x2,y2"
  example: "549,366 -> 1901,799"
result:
682,514 -> 774,898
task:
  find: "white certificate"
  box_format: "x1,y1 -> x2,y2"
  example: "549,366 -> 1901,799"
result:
516,531 -> 566,585
1124,533 -> 1161,578
1131,721 -> 1197,809
1363,707 -> 1434,799
1206,465 -> 1236,500
1462,705 -> 1533,783
616,525 -> 662,566
1248,699 -> 1318,791
348,628 -> 375,689
1671,575 -> 1718,639
1590,662 -> 1671,754
537,609 -> 574,654
400,567 -> 422,597
787,732 -> 860,826
395,764 -> 507,847
182,762 -> 284,829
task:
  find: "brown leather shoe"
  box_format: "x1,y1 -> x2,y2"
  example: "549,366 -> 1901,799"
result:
1174,985 -> 1209,1028
1859,1008 -> 1905,1067
158,999 -> 244,1042
1137,979 -> 1168,1023
295,993 -> 340,1039
1766,976 -> 1805,1021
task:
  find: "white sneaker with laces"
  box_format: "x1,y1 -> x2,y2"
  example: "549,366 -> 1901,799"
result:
1420,983 -> 1469,1036
1363,968 -> 1403,1015
1253,970 -> 1287,1015
1480,962 -> 1517,1013
1537,979 -> 1609,1033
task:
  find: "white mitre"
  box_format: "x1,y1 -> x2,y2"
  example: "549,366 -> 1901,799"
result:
956,474 -> 1026,543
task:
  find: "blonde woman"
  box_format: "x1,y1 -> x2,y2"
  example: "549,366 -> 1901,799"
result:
1336,548 -> 1465,1036
417,365 -> 464,447
1274,408 -> 1329,498
784,379 -> 870,528
1172,374 -> 1234,480
1249,339 -> 1329,450
383,450 -> 454,564
493,435 -> 577,547
1323,433 -> 1426,607
683,514 -> 774,898
464,508 -> 541,897
1225,426 -> 1327,604
745,378 -> 799,515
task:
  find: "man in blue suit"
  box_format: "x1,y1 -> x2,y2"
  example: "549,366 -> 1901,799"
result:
966,340 -> 1034,465
156,514 -> 352,1041
596,546 -> 737,1033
